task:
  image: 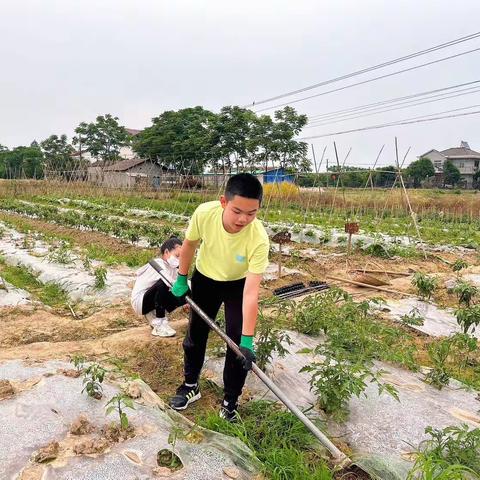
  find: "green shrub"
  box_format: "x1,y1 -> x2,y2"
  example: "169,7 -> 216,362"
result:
412,272 -> 437,300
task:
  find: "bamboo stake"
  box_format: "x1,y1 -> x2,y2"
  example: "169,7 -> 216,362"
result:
351,269 -> 412,276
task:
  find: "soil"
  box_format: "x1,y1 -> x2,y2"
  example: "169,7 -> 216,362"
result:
0,379 -> 15,400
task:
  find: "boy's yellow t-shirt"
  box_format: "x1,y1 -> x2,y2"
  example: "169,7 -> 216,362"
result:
185,201 -> 270,281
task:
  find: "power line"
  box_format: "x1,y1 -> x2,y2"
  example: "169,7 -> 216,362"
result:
305,85 -> 480,128
245,31 -> 480,108
299,106 -> 480,140
254,46 -> 480,113
306,79 -> 480,121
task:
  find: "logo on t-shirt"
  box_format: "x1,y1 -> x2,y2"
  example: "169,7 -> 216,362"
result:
235,254 -> 246,263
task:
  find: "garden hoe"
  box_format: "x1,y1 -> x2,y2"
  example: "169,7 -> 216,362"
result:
148,259 -> 351,469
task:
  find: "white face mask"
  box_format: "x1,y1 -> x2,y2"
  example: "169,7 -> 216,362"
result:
167,255 -> 179,268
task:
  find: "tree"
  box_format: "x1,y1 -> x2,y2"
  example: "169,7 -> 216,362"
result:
210,106 -> 256,173
73,114 -> 129,163
443,160 -> 461,187
40,134 -> 76,178
0,145 -> 44,178
406,157 -> 435,188
473,170 -> 480,189
270,107 -> 308,171
133,107 -> 216,174
373,165 -> 397,187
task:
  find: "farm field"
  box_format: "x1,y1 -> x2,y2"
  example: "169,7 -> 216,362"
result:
1,180 -> 479,480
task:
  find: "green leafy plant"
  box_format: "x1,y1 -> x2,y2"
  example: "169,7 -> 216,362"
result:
70,354 -> 86,372
452,259 -> 468,272
300,343 -> 398,420
47,240 -> 75,264
293,288 -> 346,336
424,338 -> 453,389
255,312 -> 292,371
455,305 -> 480,334
407,424 -> 480,479
453,280 -> 478,307
94,266 -> 107,290
412,272 -> 438,300
105,393 -> 135,430
450,332 -> 478,369
197,400 -> 333,480
363,242 -> 391,258
82,255 -> 92,271
82,363 -> 106,399
291,289 -> 417,370
400,307 -> 425,326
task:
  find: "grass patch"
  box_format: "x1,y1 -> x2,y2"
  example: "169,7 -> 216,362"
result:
196,400 -> 333,480
0,257 -> 69,308
85,244 -> 154,267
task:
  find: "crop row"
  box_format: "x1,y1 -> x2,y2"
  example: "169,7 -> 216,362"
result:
1,199 -> 182,247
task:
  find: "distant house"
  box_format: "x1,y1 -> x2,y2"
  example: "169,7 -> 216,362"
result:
256,167 -> 294,184
421,141 -> 480,188
87,158 -> 173,189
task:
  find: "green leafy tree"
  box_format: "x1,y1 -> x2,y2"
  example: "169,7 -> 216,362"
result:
443,160 -> 461,187
40,134 -> 76,179
406,157 -> 435,188
473,170 -> 480,189
373,165 -> 397,187
133,107 -> 216,174
73,114 -> 129,163
270,106 -> 309,172
210,106 -> 256,173
0,145 -> 44,178
245,114 -> 275,171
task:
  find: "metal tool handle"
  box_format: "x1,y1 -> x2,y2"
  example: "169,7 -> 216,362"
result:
148,259 -> 350,466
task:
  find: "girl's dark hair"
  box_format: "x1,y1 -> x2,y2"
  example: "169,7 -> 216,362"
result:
160,236 -> 182,254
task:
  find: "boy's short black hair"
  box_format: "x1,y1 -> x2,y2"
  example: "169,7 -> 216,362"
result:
225,173 -> 263,203
160,236 -> 182,254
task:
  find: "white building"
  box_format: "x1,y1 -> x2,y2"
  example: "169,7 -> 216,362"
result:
421,141 -> 480,188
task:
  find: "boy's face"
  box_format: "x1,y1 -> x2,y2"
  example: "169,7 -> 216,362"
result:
220,195 -> 260,233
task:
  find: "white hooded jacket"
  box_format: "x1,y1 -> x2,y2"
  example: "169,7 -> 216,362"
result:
130,257 -> 178,316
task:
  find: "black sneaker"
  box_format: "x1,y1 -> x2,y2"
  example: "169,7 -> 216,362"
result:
169,383 -> 201,410
219,399 -> 239,423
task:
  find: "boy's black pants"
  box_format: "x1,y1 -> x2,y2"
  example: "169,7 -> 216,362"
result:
183,269 -> 247,402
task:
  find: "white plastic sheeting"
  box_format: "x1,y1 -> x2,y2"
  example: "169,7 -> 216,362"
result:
206,331 -> 480,479
384,298 -> 480,339
0,359 -> 260,480
0,224 -> 135,305
0,279 -> 31,307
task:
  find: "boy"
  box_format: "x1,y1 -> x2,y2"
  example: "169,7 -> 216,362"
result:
131,236 -> 185,337
169,173 -> 269,421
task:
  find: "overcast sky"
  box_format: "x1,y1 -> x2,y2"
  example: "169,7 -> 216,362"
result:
1,0 -> 480,169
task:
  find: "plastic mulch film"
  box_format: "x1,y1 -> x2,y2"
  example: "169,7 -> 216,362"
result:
205,331 -> 480,479
0,359 -> 261,479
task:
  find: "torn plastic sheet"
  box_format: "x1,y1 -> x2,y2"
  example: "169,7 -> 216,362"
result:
0,359 -> 260,480
205,331 -> 480,479
383,298 -> 480,339
0,224 -> 135,305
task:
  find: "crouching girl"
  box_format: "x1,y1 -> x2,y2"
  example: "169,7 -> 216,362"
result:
131,236 -> 187,337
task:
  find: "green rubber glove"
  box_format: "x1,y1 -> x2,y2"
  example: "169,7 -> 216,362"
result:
171,274 -> 189,297
239,335 -> 254,352
239,335 -> 256,371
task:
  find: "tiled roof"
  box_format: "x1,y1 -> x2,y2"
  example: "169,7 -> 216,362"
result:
103,157 -> 146,172
440,147 -> 480,158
